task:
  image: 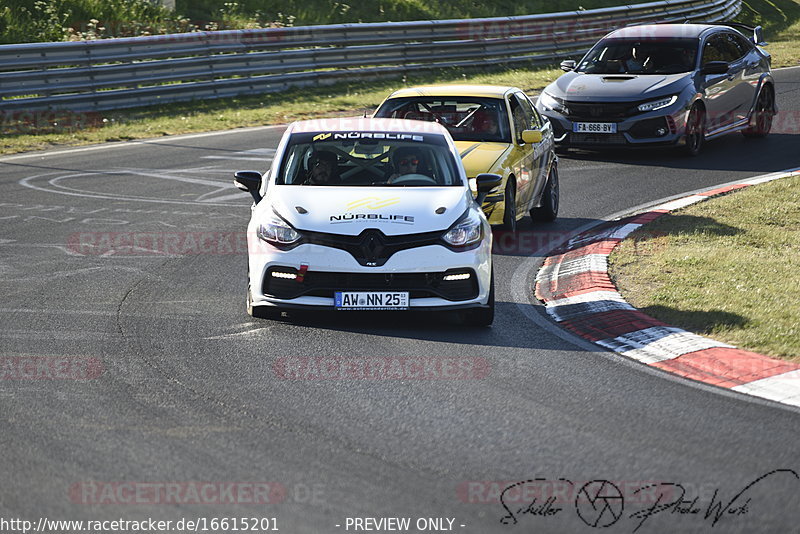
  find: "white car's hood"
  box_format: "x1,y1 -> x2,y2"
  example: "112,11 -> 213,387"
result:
261,186 -> 471,236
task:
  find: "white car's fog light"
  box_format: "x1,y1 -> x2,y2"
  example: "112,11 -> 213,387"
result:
443,273 -> 471,281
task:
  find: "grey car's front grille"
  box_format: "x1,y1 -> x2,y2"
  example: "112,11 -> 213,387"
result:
569,133 -> 628,145
565,101 -> 639,121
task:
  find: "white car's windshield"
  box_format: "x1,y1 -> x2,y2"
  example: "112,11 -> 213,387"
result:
577,38 -> 699,75
277,132 -> 463,187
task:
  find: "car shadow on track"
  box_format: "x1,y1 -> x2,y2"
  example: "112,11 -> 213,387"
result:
559,133 -> 799,174
258,300 -> 574,352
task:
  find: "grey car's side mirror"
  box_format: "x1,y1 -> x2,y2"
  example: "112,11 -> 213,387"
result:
701,61 -> 729,75
560,60 -> 576,72
753,26 -> 767,46
234,170 -> 263,203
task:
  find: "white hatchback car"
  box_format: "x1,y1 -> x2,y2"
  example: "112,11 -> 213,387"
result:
234,118 -> 501,325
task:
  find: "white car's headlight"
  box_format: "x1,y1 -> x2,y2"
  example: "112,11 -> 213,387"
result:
443,209 -> 484,248
539,91 -> 567,113
638,95 -> 678,112
257,214 -> 301,246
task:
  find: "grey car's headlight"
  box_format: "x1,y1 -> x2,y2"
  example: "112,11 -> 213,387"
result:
638,95 -> 678,112
257,214 -> 301,246
443,209 -> 483,248
539,91 -> 567,114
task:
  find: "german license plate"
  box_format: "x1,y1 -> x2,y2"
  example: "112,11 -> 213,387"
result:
334,291 -> 409,310
573,122 -> 617,133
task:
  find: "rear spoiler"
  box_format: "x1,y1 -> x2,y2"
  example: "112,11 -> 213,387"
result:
719,22 -> 767,46
621,20 -> 767,46
686,21 -> 767,46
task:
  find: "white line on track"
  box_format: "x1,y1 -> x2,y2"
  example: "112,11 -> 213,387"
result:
0,124 -> 286,162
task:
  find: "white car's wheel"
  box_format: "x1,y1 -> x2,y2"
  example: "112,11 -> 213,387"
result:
247,285 -> 277,319
462,272 -> 494,327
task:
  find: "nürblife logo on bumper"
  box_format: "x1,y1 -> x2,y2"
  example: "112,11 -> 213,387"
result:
331,197 -> 413,224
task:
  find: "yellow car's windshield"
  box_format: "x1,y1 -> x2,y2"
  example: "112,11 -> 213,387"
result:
374,97 -> 511,143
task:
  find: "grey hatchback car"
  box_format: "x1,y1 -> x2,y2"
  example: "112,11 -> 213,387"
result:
536,23 -> 776,155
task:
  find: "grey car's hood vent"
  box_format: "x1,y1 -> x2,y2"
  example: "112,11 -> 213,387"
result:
554,71 -> 687,100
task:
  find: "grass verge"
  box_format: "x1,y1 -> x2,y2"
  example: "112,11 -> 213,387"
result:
608,175 -> 800,362
738,0 -> 800,67
0,66 -> 561,155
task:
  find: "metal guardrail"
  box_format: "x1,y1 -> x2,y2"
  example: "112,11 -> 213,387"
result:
0,0 -> 741,113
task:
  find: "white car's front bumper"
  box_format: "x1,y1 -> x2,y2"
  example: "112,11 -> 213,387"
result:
247,235 -> 492,311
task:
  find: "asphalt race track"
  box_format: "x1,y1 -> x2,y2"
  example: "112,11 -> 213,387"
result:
1,67 -> 799,533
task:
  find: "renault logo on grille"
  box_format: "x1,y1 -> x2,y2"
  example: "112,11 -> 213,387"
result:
359,230 -> 386,266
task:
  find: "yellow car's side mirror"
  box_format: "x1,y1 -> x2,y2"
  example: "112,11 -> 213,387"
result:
521,129 -> 543,144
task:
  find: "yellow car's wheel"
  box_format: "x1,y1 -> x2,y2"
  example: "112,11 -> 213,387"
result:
500,179 -> 517,232
531,162 -> 559,222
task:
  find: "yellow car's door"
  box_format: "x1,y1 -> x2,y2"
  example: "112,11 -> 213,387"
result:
506,93 -> 541,222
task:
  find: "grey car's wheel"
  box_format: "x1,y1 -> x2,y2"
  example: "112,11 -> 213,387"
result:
462,272 -> 494,327
531,162 -> 559,222
684,104 -> 705,157
742,86 -> 774,138
500,179 -> 517,232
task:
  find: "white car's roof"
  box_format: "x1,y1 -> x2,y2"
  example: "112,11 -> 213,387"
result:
287,117 -> 451,136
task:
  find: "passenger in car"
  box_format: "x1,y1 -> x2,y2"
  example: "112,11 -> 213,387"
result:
471,110 -> 500,137
305,150 -> 341,185
388,147 -> 426,181
624,47 -> 647,72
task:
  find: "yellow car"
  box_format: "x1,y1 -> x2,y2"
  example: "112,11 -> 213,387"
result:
374,85 -> 559,230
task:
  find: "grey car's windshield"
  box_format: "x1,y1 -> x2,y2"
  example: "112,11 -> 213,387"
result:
277,132 -> 463,187
576,38 -> 698,75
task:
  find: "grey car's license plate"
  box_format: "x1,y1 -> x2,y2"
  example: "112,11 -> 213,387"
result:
573,122 -> 617,133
